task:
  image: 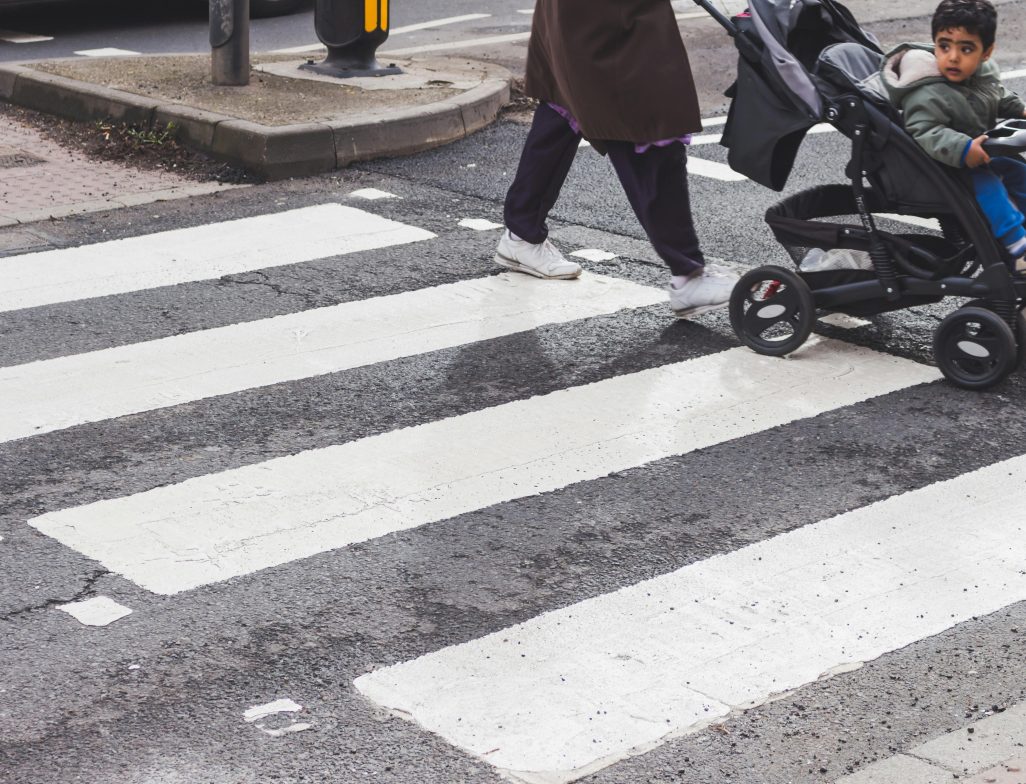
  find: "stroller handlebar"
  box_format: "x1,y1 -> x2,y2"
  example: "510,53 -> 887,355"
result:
691,0 -> 738,35
983,119 -> 1026,155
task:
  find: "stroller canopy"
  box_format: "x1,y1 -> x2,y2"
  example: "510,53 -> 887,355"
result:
721,0 -> 881,190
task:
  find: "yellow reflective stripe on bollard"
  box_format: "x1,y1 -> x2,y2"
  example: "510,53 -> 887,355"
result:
365,0 -> 378,32
381,0 -> 388,30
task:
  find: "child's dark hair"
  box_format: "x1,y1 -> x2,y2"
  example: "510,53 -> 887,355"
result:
932,0 -> 998,49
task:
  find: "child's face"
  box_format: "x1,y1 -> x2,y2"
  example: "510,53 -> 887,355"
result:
934,26 -> 994,82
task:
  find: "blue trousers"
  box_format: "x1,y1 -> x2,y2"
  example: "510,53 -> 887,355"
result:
503,103 -> 705,276
971,156 -> 1026,250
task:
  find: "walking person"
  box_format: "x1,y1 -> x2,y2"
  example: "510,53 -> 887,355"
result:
495,0 -> 738,317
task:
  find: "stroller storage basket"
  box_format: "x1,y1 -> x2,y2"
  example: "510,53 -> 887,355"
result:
766,184 -> 968,280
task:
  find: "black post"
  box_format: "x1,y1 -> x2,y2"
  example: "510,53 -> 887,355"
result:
211,0 -> 250,86
300,0 -> 402,78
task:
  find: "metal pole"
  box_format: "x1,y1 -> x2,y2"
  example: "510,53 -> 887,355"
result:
211,0 -> 251,86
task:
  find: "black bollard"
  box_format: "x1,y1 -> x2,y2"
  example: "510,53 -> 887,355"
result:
211,0 -> 250,86
300,0 -> 402,78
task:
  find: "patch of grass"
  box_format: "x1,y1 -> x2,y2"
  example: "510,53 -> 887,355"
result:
95,120 -> 179,150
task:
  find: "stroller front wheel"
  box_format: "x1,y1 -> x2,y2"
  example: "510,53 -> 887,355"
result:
729,266 -> 816,357
933,306 -> 1017,390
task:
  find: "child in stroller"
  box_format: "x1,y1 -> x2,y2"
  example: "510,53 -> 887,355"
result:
694,0 -> 1026,389
882,0 -> 1026,272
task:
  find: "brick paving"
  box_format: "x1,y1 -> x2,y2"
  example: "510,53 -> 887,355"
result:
0,112 -> 244,227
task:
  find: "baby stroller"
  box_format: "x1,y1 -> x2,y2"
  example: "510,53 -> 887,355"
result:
694,0 -> 1026,389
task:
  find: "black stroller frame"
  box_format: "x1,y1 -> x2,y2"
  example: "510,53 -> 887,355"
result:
695,0 -> 1026,389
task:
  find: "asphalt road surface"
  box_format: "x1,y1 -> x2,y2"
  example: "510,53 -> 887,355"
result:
0,0 -> 526,62
3,2 -> 1026,784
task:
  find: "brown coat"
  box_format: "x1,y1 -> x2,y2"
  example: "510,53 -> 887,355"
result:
524,0 -> 703,143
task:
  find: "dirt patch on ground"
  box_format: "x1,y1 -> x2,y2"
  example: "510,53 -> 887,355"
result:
33,54 -> 466,126
0,100 -> 258,184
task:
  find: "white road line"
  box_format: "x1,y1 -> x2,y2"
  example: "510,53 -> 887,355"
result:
349,188 -> 399,200
383,32 -> 531,57
686,156 -> 748,181
0,273 -> 663,444
74,48 -> 141,57
0,205 -> 434,314
29,338 -> 938,595
0,29 -> 53,43
390,14 -> 492,35
819,313 -> 872,329
57,597 -> 132,627
690,122 -> 834,147
1002,67 -> 1026,79
356,454 -> 1026,783
877,213 -> 942,231
270,13 -> 492,54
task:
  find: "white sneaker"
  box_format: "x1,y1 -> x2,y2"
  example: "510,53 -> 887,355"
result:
668,266 -> 739,318
495,231 -> 582,280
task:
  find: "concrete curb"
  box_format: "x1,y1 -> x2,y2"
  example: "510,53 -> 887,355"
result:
0,59 -> 512,181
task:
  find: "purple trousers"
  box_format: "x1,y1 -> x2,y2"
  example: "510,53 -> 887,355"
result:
503,103 -> 705,276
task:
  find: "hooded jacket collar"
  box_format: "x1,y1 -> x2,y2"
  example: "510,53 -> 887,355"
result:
881,43 -> 946,101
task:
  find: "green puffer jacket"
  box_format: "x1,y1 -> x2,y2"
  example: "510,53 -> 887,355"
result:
881,42 -> 1026,168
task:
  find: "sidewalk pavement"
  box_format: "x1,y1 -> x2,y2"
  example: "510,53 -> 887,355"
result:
0,50 -> 511,182
0,107 -> 247,232
836,702 -> 1026,784
0,50 -> 510,231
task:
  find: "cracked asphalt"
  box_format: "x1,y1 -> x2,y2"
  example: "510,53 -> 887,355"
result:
4,2 -> 1026,782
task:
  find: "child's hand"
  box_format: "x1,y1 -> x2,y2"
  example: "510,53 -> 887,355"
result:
965,135 -> 991,168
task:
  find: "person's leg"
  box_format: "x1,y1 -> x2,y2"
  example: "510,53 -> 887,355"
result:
503,103 -> 582,243
605,141 -> 737,317
604,140 -> 705,276
496,104 -> 583,280
971,163 -> 1026,259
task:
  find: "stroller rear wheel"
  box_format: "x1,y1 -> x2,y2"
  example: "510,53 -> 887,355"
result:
933,306 -> 1017,390
729,266 -> 816,356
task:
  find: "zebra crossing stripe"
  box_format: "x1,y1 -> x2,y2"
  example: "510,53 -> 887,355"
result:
686,157 -> 748,181
0,273 -> 664,443
354,454 -> 1026,783
0,204 -> 434,313
28,338 -> 938,595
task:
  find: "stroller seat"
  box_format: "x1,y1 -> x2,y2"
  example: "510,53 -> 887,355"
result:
815,43 -> 893,117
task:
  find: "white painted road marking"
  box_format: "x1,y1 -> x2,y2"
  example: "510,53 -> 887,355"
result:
383,32 -> 531,57
57,597 -> 132,627
0,273 -> 663,444
878,213 -> 942,231
0,29 -> 53,43
355,454 -> 1026,783
74,48 -> 141,57
686,156 -> 748,181
349,188 -> 399,200
389,13 -> 492,35
458,218 -> 503,231
0,205 -> 434,313
570,249 -> 617,262
244,699 -> 302,722
29,338 -> 938,595
819,313 -> 872,329
270,13 -> 493,54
